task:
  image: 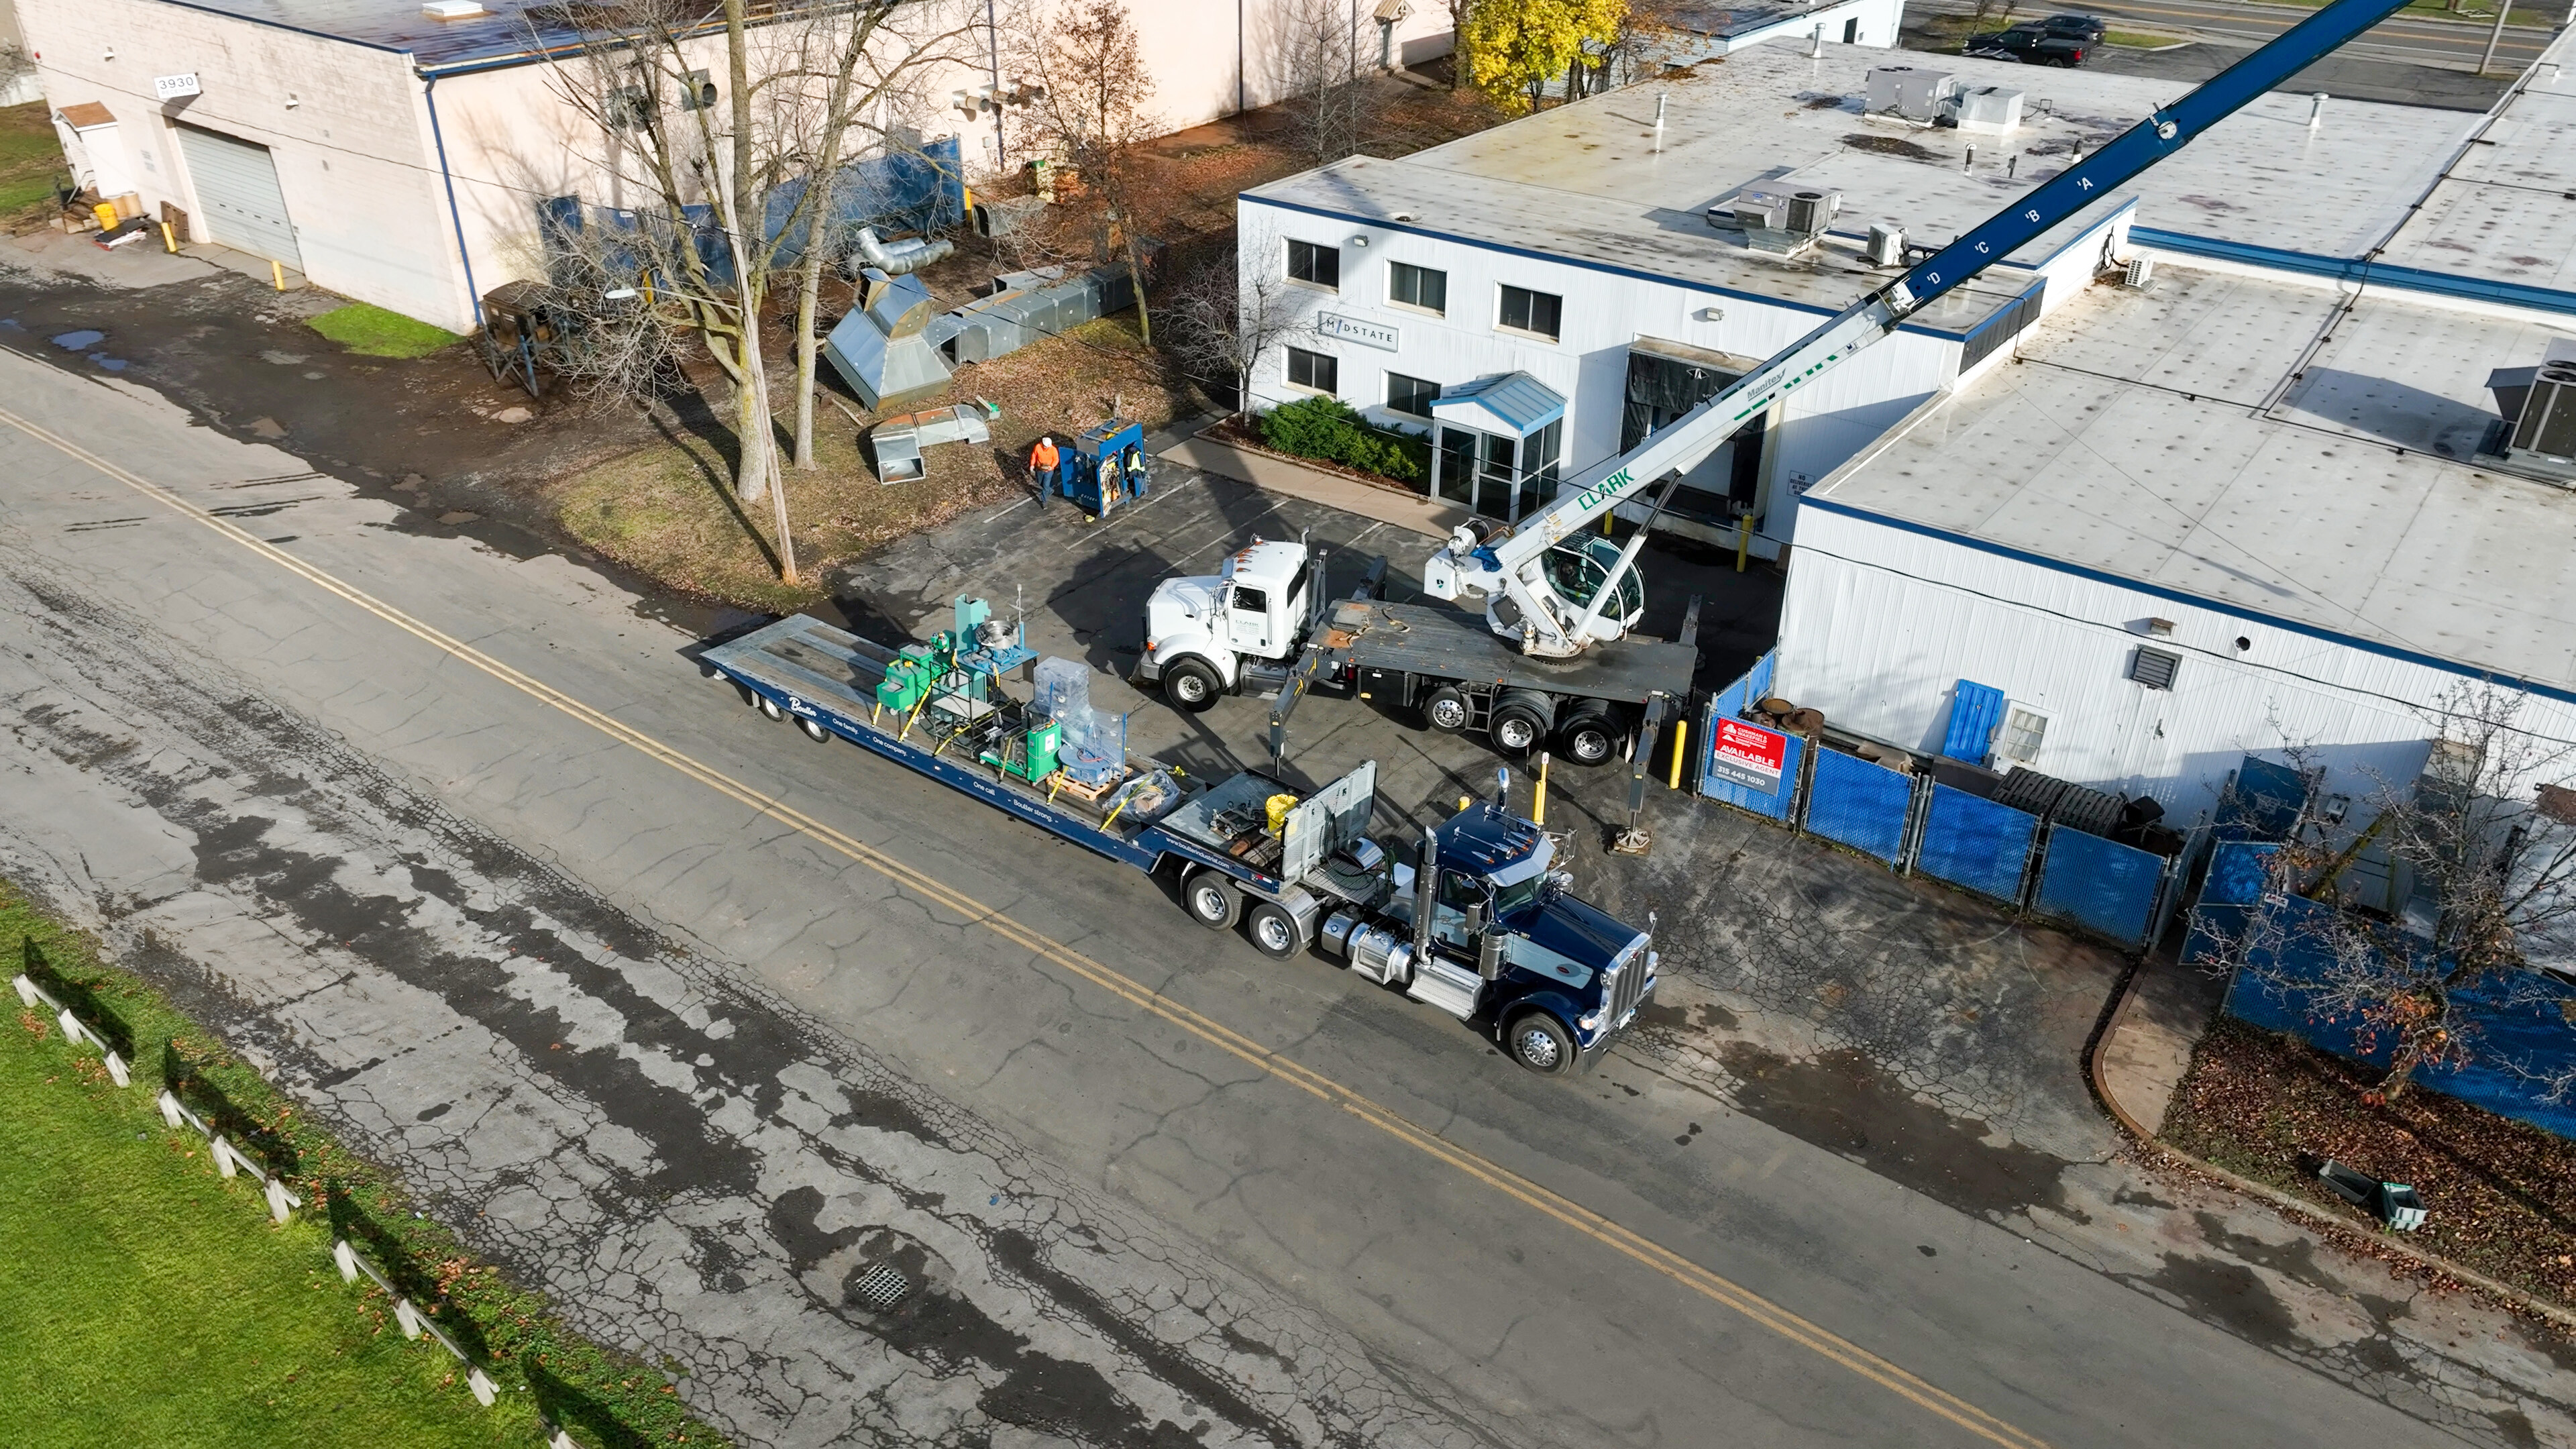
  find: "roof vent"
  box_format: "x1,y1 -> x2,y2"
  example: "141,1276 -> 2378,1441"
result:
2130,647 -> 2181,691
1951,85 -> 2025,135
422,0 -> 488,19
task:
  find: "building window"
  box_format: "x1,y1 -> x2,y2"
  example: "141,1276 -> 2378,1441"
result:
2130,646 -> 2182,691
1287,239 -> 1340,290
1286,347 -> 1338,394
1497,284 -> 1562,340
1386,372 -> 1439,417
1388,261 -> 1446,315
1997,706 -> 2049,765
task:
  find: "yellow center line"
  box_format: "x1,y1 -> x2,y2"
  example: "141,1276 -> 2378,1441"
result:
1,402 -> 2053,1449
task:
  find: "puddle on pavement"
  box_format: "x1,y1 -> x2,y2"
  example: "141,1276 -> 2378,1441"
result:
50,328 -> 104,350
1718,1042 -> 2074,1219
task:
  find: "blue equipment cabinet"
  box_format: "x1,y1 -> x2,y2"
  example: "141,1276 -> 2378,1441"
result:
1059,419 -> 1148,518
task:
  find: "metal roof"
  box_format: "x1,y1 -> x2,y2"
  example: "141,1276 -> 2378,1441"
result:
1246,42 -> 2486,327
1430,372 -> 1565,436
149,0 -> 638,70
1808,261 -> 2576,690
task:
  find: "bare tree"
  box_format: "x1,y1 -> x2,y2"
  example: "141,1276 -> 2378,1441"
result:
1159,258 -> 1316,409
0,42 -> 33,94
1277,0 -> 1382,166
531,0 -> 983,577
2213,681 -> 2576,1103
1013,0 -> 1162,343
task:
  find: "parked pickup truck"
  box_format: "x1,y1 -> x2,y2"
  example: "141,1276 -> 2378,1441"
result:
702,600 -> 1657,1075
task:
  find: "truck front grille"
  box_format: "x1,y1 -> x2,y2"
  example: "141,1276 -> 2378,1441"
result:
1604,945 -> 1649,1028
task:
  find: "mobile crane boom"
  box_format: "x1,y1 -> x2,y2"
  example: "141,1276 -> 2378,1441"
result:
1421,0 -> 2424,659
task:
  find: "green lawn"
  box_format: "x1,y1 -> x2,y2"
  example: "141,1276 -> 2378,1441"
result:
1,1010 -> 539,1444
0,881 -> 728,1448
309,302 -> 462,358
2105,30 -> 2184,46
0,100 -> 66,217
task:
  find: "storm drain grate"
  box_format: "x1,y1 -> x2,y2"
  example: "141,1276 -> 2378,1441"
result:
851,1263 -> 912,1311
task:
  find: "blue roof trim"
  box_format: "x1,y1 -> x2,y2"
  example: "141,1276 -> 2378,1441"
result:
2131,225 -> 2576,317
1240,193 -> 2028,343
1796,491 -> 2576,709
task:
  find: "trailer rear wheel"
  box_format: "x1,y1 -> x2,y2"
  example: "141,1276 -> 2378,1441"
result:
1183,870 -> 1242,930
1504,1011 -> 1576,1075
1421,685 -> 1471,735
1244,901 -> 1305,959
1164,658 -> 1222,713
757,696 -> 786,721
1489,691 -> 1553,757
798,717 -> 830,743
1558,708 -> 1620,767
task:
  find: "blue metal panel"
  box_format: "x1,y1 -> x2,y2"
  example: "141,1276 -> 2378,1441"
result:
1914,786 -> 2039,906
2033,829 -> 2165,944
1804,749 -> 1913,863
1942,680 -> 2006,765
2219,755 -> 2309,841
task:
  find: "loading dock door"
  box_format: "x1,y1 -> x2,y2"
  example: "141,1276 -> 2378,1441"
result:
176,124 -> 302,270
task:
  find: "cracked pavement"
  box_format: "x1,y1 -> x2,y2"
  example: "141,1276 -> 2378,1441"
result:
1,294 -> 2571,1446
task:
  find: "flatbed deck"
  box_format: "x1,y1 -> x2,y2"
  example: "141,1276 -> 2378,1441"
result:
704,615 -> 1363,898
1320,600 -> 1697,704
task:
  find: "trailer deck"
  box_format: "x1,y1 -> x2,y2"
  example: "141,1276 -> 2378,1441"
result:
1322,599 -> 1697,704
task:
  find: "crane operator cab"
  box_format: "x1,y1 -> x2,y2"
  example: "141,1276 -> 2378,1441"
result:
1432,521 -> 1648,646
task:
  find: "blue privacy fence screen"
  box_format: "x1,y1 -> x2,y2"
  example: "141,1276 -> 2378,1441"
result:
1913,786 -> 2039,906
2033,828 -> 2165,943
1804,749 -> 1913,864
2218,892 -> 2576,1139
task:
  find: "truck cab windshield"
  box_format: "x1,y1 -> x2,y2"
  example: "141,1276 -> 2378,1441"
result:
1493,873 -> 1543,920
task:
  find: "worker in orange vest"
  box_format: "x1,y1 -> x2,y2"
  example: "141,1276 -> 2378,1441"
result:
1028,436 -> 1060,497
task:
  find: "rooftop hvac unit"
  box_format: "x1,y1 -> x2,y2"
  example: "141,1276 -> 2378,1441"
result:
1866,66 -> 1955,122
1865,223 -> 1904,266
2485,339 -> 2576,479
2123,257 -> 2155,290
1953,85 -> 2025,135
1719,185 -> 1839,254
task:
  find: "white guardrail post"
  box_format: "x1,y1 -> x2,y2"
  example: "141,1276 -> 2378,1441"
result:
13,973 -> 131,1085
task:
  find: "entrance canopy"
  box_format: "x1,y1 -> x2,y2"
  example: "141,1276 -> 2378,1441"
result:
1430,372 -> 1564,437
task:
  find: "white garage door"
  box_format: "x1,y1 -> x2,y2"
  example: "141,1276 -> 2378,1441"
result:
176,124 -> 303,271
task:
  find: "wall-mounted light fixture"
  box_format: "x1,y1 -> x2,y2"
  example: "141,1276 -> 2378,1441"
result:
1350,235 -> 1370,248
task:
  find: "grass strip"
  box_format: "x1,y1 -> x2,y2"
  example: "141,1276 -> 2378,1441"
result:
309,303 -> 462,359
0,879 -> 729,1446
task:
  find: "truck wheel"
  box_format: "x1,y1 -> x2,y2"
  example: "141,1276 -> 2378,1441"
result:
1558,708 -> 1620,767
1504,1012 -> 1576,1075
798,716 -> 830,743
1165,659 -> 1223,713
1489,696 -> 1550,757
1244,901 -> 1305,959
757,696 -> 786,721
1183,870 -> 1242,930
1421,685 -> 1472,735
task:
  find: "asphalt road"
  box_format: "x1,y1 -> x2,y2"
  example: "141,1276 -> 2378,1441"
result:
1,325 -> 2569,1446
1915,0 -> 2559,68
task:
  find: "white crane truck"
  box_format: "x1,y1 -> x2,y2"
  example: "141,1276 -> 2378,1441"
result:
1146,0 -> 2423,769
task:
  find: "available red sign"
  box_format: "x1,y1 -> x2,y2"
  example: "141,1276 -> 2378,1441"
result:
1707,717 -> 1790,794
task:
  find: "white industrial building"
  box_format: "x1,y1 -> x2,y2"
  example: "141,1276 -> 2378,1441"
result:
1772,31 -> 2576,823
1236,33 -> 2499,555
18,0 -> 1454,333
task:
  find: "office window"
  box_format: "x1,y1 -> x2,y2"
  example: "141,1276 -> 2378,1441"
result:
1388,261 -> 1447,314
1386,372 -> 1440,417
1498,284 -> 1562,339
1286,347 -> 1339,394
1996,706 -> 2049,764
1287,239 -> 1340,290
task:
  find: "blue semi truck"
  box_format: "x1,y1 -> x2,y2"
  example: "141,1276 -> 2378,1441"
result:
702,600 -> 1656,1075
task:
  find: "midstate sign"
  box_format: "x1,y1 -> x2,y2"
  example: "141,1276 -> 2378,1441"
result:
1707,717 -> 1789,794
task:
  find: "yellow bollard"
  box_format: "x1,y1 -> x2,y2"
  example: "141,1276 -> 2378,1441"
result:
158,221 -> 176,254
1602,509 -> 1615,536
1668,719 -> 1688,791
270,260 -> 286,292
1456,796 -> 1471,812
1531,753 -> 1550,826
1735,514 -> 1752,572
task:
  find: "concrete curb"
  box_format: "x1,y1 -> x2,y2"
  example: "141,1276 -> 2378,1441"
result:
2086,958 -> 2576,1334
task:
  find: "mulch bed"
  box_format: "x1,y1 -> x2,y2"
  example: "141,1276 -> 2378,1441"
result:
2162,1014 -> 2576,1312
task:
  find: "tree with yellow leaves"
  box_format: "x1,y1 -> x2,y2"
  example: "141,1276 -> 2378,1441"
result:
1460,0 -> 1628,113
